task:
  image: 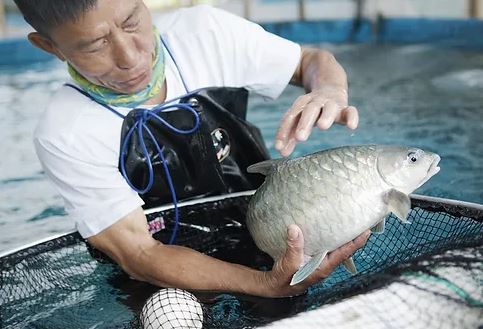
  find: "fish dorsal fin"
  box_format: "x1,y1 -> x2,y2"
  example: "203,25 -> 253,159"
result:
247,159 -> 284,176
385,189 -> 411,223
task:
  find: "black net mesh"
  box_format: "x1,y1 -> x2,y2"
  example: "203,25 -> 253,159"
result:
262,245 -> 482,328
1,194 -> 482,329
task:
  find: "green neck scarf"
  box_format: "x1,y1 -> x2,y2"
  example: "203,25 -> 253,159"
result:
68,28 -> 165,108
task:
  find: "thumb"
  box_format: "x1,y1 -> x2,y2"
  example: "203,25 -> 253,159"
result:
283,224 -> 304,270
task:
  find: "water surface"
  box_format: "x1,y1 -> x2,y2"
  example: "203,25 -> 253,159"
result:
1,44 -> 482,253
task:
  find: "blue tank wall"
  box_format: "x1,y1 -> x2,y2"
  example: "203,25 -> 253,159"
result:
1,15 -> 482,66
262,18 -> 483,48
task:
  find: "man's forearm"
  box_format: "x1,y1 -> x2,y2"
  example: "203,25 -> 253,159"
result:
87,208 -> 274,297
124,241 -> 269,296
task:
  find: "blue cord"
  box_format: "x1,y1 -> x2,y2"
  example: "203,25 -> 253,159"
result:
64,83 -> 200,244
119,99 -> 200,244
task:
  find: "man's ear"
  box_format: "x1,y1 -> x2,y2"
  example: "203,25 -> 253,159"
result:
28,32 -> 66,61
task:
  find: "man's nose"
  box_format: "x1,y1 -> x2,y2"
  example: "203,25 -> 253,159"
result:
112,34 -> 138,70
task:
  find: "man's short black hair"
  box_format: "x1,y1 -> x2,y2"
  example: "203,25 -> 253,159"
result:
13,0 -> 98,36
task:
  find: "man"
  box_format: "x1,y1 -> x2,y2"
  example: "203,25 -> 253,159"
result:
15,0 -> 370,298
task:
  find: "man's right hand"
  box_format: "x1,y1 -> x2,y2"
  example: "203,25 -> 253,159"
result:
260,224 -> 371,298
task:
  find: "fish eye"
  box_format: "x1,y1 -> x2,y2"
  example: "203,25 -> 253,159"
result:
407,151 -> 418,163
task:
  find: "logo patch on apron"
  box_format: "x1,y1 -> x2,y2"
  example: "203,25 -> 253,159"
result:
147,216 -> 165,234
211,128 -> 231,162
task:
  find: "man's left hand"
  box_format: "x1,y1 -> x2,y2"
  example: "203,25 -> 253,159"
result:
275,86 -> 359,157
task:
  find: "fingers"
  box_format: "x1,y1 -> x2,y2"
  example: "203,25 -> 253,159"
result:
317,103 -> 359,131
262,225 -> 307,297
323,230 -> 371,272
337,106 -> 359,130
316,100 -> 339,130
276,114 -> 300,157
275,96 -> 307,151
302,230 -> 371,285
280,137 -> 297,158
282,224 -> 305,272
295,100 -> 325,141
275,96 -> 359,157
266,229 -> 370,297
275,97 -> 324,156
275,113 -> 297,150
353,229 -> 371,246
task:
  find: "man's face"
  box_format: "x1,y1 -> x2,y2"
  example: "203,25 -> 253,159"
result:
49,0 -> 155,94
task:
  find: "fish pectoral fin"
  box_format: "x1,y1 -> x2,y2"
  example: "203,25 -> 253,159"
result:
385,189 -> 411,223
342,257 -> 358,274
371,218 -> 386,234
247,159 -> 283,176
290,251 -> 327,286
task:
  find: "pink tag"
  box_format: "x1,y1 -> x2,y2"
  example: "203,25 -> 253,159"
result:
147,216 -> 165,234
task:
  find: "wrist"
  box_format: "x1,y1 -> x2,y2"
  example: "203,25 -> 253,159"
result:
243,268 -> 273,297
232,266 -> 277,298
308,53 -> 348,92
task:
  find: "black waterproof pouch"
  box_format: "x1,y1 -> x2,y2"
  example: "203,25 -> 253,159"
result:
119,87 -> 270,209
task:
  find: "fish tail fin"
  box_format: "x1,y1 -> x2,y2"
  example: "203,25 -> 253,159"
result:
290,251 -> 327,286
342,256 -> 358,274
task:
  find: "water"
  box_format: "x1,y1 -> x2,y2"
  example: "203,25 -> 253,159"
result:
1,44 -> 482,254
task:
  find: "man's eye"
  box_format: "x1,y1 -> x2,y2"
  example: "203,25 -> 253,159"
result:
124,20 -> 140,30
86,40 -> 107,53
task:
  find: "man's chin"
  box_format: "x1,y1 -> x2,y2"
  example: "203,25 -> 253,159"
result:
112,82 -> 148,95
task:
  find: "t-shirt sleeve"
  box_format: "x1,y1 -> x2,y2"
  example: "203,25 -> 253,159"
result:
34,136 -> 144,238
33,89 -> 144,238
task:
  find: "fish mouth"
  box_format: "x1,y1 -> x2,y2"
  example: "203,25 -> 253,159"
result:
428,155 -> 441,177
417,154 -> 441,189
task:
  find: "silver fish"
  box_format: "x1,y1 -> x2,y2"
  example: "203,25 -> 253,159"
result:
246,145 -> 441,285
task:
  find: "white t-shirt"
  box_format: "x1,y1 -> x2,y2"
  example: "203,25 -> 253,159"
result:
34,5 -> 301,238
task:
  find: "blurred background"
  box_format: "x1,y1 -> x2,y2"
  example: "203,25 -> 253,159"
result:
0,0 -> 482,254
1,0 -> 483,33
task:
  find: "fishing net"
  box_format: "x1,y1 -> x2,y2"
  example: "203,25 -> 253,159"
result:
1,193 -> 482,329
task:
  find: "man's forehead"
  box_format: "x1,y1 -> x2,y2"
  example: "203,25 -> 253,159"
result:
81,0 -> 141,25
50,0 -> 142,47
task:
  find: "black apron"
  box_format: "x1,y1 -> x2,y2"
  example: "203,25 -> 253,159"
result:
119,86 -> 270,209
